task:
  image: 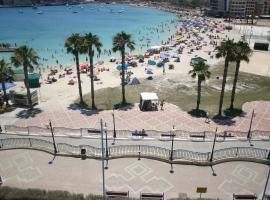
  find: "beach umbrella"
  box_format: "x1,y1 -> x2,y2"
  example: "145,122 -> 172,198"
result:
137,54 -> 144,59
0,82 -> 16,90
129,77 -> 140,85
157,61 -> 165,67
146,70 -> 153,75
148,60 -> 156,65
80,64 -> 88,70
160,53 -> 170,59
116,64 -> 128,71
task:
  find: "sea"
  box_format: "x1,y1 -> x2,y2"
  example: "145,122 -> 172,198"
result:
0,3 -> 178,69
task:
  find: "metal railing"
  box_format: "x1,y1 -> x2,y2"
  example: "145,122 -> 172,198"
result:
3,125 -> 270,139
0,138 -> 269,165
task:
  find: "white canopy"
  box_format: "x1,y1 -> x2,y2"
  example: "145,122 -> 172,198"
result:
140,92 -> 159,101
149,46 -> 161,50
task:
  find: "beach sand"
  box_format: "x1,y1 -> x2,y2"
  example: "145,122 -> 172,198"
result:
12,17 -> 270,109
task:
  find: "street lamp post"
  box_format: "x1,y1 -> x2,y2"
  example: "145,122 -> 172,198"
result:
170,125 -> 176,174
209,128 -> 218,163
100,119 -> 106,199
104,123 -> 109,170
104,123 -> 109,158
49,120 -> 57,154
112,109 -> 116,145
262,166 -> 270,200
247,109 -> 255,140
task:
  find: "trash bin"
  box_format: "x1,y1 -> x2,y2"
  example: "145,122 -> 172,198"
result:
81,148 -> 86,160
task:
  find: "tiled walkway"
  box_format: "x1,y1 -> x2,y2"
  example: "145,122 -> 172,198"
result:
3,100 -> 270,135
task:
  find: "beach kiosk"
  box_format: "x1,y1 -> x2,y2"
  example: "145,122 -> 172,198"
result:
190,57 -> 207,66
140,92 -> 159,111
28,73 -> 41,88
13,68 -> 24,81
10,89 -> 39,106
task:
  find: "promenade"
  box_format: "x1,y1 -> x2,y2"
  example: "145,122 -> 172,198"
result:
0,149 -> 269,199
1,101 -> 270,137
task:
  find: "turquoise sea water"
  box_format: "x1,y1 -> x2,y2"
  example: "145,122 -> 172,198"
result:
0,4 -> 178,68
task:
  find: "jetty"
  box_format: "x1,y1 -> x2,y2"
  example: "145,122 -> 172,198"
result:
0,47 -> 17,52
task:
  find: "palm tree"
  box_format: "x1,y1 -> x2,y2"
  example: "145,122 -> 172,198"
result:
83,33 -> 102,110
230,41 -> 252,110
189,60 -> 211,111
11,46 -> 39,108
65,33 -> 86,104
0,59 -> 14,106
215,39 -> 235,116
112,31 -> 135,104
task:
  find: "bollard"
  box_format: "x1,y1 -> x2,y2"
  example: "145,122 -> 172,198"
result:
81,148 -> 86,160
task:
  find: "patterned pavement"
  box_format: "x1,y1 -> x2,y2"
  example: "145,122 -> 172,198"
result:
1,100 -> 270,137
0,150 -> 269,199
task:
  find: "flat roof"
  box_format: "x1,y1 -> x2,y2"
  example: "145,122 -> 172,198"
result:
140,92 -> 159,101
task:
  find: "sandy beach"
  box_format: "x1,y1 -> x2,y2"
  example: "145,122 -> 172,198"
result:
6,11 -> 270,115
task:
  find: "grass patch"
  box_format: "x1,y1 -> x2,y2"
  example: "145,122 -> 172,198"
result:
0,187 -> 218,200
0,186 -> 131,200
0,106 -> 14,114
78,62 -> 270,117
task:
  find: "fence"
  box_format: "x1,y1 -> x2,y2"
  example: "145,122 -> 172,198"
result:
0,138 -> 269,165
3,125 -> 270,140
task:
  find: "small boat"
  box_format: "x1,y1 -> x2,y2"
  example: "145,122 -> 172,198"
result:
72,10 -> 78,13
36,11 -> 43,14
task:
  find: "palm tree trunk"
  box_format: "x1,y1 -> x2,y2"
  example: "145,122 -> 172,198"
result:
23,66 -> 33,109
121,49 -> 126,104
196,77 -> 201,111
230,60 -> 240,110
75,53 -> 83,104
218,58 -> 229,116
1,80 -> 9,106
89,46 -> 96,110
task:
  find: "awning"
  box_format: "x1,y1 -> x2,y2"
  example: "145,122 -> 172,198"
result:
140,92 -> 158,101
0,82 -> 16,90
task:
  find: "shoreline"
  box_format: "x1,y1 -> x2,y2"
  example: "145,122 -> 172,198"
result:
0,2 -> 181,70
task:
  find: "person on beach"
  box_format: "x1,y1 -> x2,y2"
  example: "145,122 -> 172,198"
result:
160,99 -> 165,111
163,65 -> 166,75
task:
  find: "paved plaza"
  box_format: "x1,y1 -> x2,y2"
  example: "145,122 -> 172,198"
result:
0,149 -> 269,199
1,100 -> 270,135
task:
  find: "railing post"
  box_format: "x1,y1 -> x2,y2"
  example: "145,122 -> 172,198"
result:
209,128 -> 218,162
235,147 -> 239,157
80,128 -> 82,137
207,152 -> 210,161
138,145 -> 141,160
29,138 -> 32,147
0,139 -> 2,148
27,126 -> 30,135
49,120 -> 57,154
247,109 -> 255,139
